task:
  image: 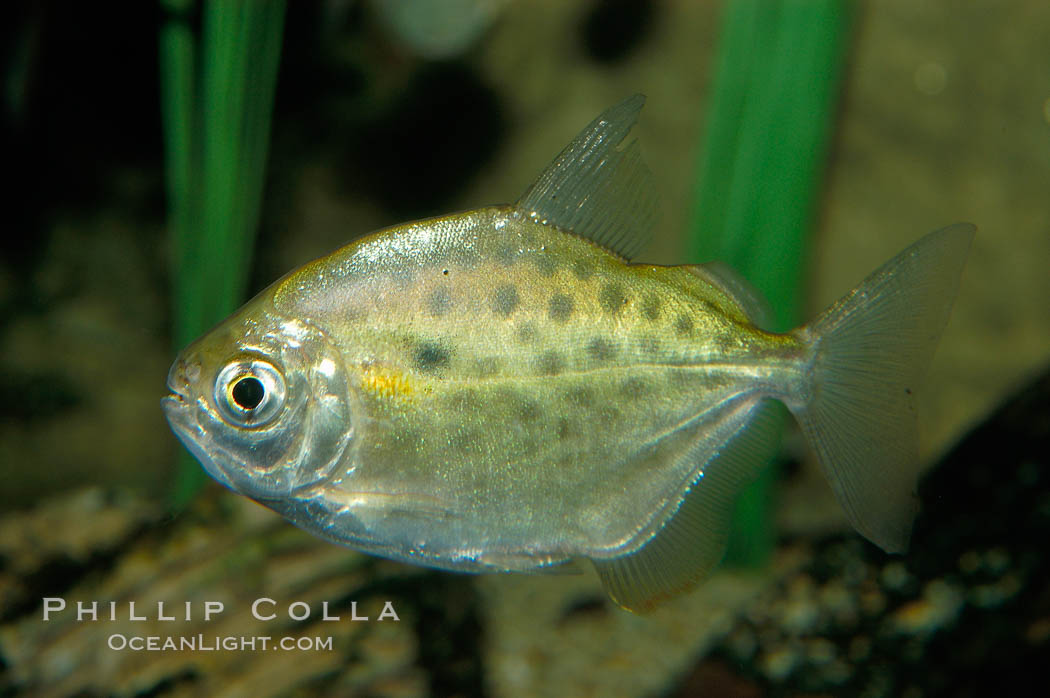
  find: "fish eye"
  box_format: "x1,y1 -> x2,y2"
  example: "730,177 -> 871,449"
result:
214,358 -> 286,427
231,376 -> 265,410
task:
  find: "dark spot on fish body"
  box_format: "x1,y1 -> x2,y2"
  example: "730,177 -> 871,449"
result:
599,283 -> 628,315
713,332 -> 741,354
516,321 -> 538,344
415,342 -> 451,372
537,350 -> 565,376
555,451 -> 583,471
533,252 -> 559,277
586,337 -> 616,362
555,416 -> 577,441
428,287 -> 453,316
674,313 -> 694,337
572,259 -> 594,280
596,405 -> 622,427
494,388 -> 542,423
492,284 -> 520,317
640,334 -> 665,358
548,293 -> 574,323
642,294 -> 662,321
620,376 -> 650,397
516,397 -> 542,423
565,385 -> 595,408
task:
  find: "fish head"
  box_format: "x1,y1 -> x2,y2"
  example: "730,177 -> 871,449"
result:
162,298 -> 354,500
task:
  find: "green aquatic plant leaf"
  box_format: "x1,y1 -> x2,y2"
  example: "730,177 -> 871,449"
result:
689,0 -> 854,566
160,0 -> 287,506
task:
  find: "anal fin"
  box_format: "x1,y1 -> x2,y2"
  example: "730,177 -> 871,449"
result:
592,400 -> 779,613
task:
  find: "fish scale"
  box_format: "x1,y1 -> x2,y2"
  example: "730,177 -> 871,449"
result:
164,96 -> 973,611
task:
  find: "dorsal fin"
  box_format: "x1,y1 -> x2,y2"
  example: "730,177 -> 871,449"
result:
516,95 -> 657,261
687,262 -> 775,331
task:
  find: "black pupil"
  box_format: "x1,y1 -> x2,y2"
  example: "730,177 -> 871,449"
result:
231,376 -> 265,410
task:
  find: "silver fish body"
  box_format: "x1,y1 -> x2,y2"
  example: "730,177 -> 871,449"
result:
163,96 -> 973,611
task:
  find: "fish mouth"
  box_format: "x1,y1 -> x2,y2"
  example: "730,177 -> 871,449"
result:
161,359 -> 239,493
161,362 -> 190,416
161,393 -> 239,493
162,391 -> 187,411
161,393 -> 187,419
165,358 -> 193,401
161,377 -> 190,418
160,388 -> 198,445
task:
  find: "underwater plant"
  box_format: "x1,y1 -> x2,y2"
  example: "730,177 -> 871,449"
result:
159,0 -> 286,505
689,0 -> 855,565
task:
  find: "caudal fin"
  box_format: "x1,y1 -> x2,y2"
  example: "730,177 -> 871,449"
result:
792,224 -> 974,553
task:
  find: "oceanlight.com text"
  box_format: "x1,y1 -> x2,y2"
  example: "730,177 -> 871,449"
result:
107,634 -> 334,652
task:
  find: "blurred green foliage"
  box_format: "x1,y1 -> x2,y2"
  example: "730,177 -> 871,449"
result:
689,0 -> 854,566
160,0 -> 286,506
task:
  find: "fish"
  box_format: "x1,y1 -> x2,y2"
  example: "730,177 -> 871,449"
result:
162,95 -> 974,612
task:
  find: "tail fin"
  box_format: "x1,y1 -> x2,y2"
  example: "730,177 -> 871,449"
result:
791,224 -> 974,553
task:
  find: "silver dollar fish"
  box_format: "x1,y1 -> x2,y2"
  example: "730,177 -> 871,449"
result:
163,96 -> 973,612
